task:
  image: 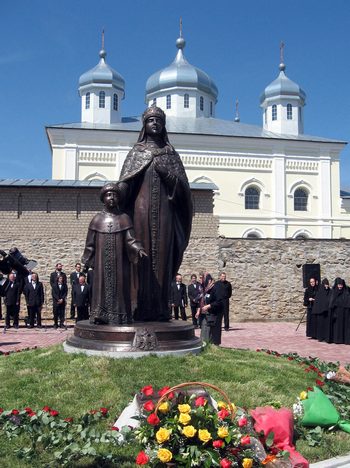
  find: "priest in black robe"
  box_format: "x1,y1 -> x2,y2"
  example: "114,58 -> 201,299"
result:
328,278 -> 350,344
119,106 -> 192,321
303,277 -> 318,338
312,278 -> 331,342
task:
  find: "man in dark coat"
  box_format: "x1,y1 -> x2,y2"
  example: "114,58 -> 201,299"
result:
312,278 -> 331,342
72,275 -> 91,322
4,272 -> 20,328
217,272 -> 232,331
187,274 -> 202,327
303,277 -> 318,338
119,106 -> 192,322
52,275 -> 68,328
170,274 -> 188,321
23,273 -> 44,328
49,263 -> 67,288
69,262 -> 82,319
328,278 -> 350,344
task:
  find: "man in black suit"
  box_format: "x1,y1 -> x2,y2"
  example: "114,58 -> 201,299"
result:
170,274 -> 188,321
23,273 -> 44,328
73,275 -> 90,322
69,262 -> 82,319
49,263 -> 67,288
187,274 -> 202,328
4,273 -> 20,328
217,272 -> 232,331
52,275 -> 68,328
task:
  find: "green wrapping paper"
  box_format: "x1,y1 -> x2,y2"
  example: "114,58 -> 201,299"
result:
301,387 -> 350,433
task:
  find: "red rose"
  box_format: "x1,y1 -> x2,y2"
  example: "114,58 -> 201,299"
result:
147,412 -> 160,425
158,386 -> 174,399
229,447 -> 240,456
100,407 -> 108,415
213,439 -> 224,448
0,408 -> 4,414
238,416 -> 248,427
307,387 -> 313,392
195,396 -> 207,407
288,357 -> 294,361
256,349 -> 260,352
42,406 -> 51,412
218,408 -> 230,419
64,417 -> 73,423
11,409 -> 19,415
136,450 -> 150,465
111,426 -> 119,431
316,379 -> 325,387
141,385 -> 154,396
143,400 -> 155,412
28,412 -> 36,418
240,435 -> 250,445
50,410 -> 59,417
24,407 -> 33,413
220,458 -> 232,468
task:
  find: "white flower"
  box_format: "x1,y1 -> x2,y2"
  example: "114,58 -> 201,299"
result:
326,371 -> 336,380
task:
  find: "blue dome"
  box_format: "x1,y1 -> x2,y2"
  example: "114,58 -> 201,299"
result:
260,64 -> 306,104
79,49 -> 125,94
145,38 -> 218,102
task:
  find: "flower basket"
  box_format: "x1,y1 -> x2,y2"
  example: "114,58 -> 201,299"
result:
134,381 -> 284,467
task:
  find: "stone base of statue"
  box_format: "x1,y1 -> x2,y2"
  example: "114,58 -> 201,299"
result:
63,320 -> 202,358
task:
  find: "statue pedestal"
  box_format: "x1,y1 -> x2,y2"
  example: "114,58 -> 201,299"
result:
64,320 -> 202,358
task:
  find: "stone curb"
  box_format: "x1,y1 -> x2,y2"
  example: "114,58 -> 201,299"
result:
310,453 -> 350,467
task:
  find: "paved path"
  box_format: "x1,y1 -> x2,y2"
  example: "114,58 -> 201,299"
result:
0,321 -> 349,364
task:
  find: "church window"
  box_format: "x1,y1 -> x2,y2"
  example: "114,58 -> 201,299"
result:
272,104 -> 277,121
299,107 -> 302,123
245,186 -> 260,209
99,91 -> 105,108
113,93 -> 118,111
85,92 -> 90,109
200,96 -> 204,111
294,188 -> 308,211
184,94 -> 189,108
210,101 -> 213,116
287,103 -> 292,120
264,109 -> 267,124
166,94 -> 171,109
247,232 -> 261,239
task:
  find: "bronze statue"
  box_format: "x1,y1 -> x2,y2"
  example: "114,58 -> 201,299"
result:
119,106 -> 192,321
82,183 -> 146,325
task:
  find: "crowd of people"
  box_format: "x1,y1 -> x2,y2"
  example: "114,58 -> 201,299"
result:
0,262 -> 91,329
303,276 -> 350,344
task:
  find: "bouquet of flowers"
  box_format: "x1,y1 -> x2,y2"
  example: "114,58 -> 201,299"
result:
133,382 -> 286,467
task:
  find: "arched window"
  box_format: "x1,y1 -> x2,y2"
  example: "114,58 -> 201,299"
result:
184,94 -> 189,108
245,186 -> 260,209
113,93 -> 118,111
200,96 -> 204,111
272,104 -> 277,121
210,101 -> 213,116
85,92 -> 90,109
166,94 -> 171,109
247,232 -> 261,239
287,103 -> 292,120
99,91 -> 105,108
295,233 -> 308,240
294,188 -> 308,211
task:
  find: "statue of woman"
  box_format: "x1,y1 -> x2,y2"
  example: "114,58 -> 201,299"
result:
82,183 -> 146,325
119,106 -> 192,321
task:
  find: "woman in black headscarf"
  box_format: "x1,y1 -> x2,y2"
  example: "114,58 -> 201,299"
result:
312,278 -> 331,342
303,277 -> 318,338
196,273 -> 224,345
328,278 -> 350,344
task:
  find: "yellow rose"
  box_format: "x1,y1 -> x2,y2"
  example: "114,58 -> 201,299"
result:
179,412 -> 191,425
198,429 -> 212,443
242,458 -> 253,468
158,401 -> 170,413
182,425 -> 197,438
178,403 -> 191,413
217,401 -> 227,409
217,426 -> 229,438
156,427 -> 171,444
157,448 -> 172,463
299,391 -> 308,400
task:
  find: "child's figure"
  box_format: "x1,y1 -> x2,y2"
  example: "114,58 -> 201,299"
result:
82,183 -> 146,325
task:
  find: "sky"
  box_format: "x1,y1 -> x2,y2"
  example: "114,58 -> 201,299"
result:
1,0 -> 350,188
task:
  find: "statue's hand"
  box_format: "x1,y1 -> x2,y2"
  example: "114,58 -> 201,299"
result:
82,264 -> 89,273
138,249 -> 148,258
154,160 -> 168,177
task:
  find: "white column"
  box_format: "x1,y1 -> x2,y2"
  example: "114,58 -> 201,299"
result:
65,148 -> 77,179
319,156 -> 332,238
273,156 -> 286,238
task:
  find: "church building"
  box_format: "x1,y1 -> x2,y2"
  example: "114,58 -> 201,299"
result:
46,33 -> 350,239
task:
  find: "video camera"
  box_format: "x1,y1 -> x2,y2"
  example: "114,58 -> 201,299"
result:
0,247 -> 37,277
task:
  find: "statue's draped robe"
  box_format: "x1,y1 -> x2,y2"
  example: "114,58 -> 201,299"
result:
120,144 -> 192,321
82,211 -> 141,325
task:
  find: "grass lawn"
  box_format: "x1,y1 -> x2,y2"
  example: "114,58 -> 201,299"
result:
0,344 -> 349,466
